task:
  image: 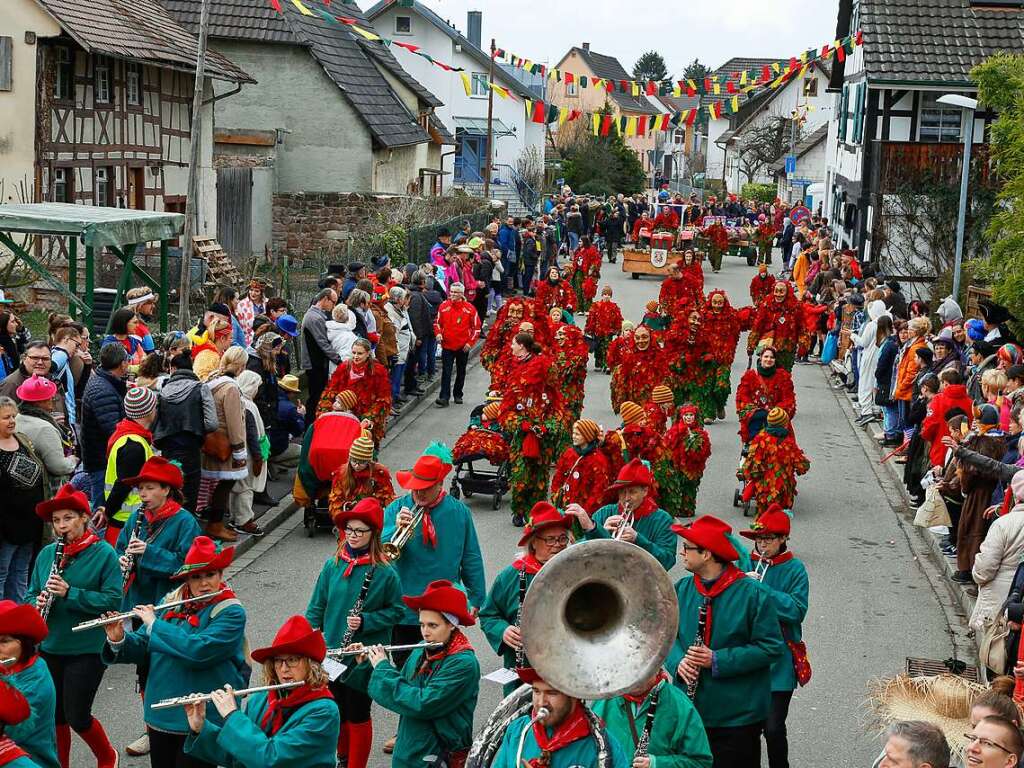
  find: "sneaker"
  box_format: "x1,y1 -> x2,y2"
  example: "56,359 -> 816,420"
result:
511,514 -> 526,527
951,570 -> 974,584
435,399 -> 449,408
454,397 -> 464,405
125,734 -> 149,757
205,521 -> 239,542
230,520 -> 265,537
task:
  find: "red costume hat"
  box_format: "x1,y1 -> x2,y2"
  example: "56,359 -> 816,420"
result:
171,536 -> 235,580
0,600 -> 48,644
603,458 -> 654,502
396,455 -> 452,491
516,667 -> 543,685
250,615 -> 327,663
0,679 -> 30,726
122,456 -> 184,490
35,484 -> 90,522
740,504 -> 791,539
518,502 -> 572,547
671,515 -> 740,562
402,579 -> 475,626
332,496 -> 384,531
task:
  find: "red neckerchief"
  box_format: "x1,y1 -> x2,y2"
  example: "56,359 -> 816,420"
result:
513,553 -> 543,574
1,654 -> 37,676
106,418 -> 153,455
751,551 -> 794,566
348,361 -> 367,382
144,499 -> 182,526
622,670 -> 669,705
625,495 -> 659,522
693,565 -> 747,645
62,532 -> 100,565
419,491 -> 447,549
528,701 -> 592,768
416,630 -> 473,676
259,683 -> 334,736
335,545 -> 371,577
162,586 -> 237,627
0,736 -> 27,767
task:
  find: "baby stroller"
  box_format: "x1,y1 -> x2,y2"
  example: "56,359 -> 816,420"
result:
296,412 -> 364,537
450,404 -> 511,510
732,442 -> 753,517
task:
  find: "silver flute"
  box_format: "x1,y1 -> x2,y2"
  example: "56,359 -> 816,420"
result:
326,641 -> 442,658
151,681 -> 302,710
0,658 -> 16,667
72,590 -> 228,632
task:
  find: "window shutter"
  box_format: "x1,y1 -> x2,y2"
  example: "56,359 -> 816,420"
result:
838,85 -> 849,142
854,82 -> 866,143
0,37 -> 12,92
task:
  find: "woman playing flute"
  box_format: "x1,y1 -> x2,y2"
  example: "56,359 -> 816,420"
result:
304,498 -> 402,768
27,485 -> 120,768
101,536 -> 247,768
182,615 -> 339,768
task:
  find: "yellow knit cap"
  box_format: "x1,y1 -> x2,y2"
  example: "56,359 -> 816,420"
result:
482,402 -> 501,421
334,390 -> 358,412
620,401 -> 645,426
767,407 -> 789,427
349,435 -> 375,463
652,385 -> 674,405
573,419 -> 601,444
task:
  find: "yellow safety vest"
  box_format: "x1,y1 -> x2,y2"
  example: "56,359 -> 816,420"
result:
104,433 -> 154,525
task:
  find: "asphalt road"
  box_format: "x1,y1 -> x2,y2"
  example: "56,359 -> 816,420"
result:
88,250 -> 969,767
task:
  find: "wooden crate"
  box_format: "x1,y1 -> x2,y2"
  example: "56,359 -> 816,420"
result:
965,286 -> 992,320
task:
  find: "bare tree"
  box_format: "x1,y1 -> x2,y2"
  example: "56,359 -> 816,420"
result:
736,116 -> 797,184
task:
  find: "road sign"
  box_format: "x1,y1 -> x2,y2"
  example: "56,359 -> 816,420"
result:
785,155 -> 797,175
790,178 -> 814,186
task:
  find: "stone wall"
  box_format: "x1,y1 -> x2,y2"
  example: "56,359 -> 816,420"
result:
271,192 -> 400,261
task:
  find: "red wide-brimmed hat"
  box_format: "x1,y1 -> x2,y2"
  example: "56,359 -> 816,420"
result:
603,459 -> 654,502
332,497 -> 384,531
396,455 -> 452,491
36,484 -> 91,522
516,667 -> 543,685
171,536 -> 235,580
518,502 -> 573,547
0,680 -> 30,726
740,504 -> 791,539
671,515 -> 740,562
402,580 -> 475,626
0,600 -> 48,644
122,456 -> 184,491
250,615 -> 327,663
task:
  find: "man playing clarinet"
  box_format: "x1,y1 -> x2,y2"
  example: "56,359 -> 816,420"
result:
667,515 -> 784,768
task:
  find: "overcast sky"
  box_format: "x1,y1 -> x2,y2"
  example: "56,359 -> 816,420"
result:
388,0 -> 839,77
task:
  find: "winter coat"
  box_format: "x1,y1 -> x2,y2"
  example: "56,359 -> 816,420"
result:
406,287 -> 435,342
202,375 -> 248,480
874,336 -> 900,406
300,306 -> 338,372
971,505 -> 1024,631
893,337 -> 927,402
851,301 -> 889,415
14,412 -> 76,482
154,369 -> 218,450
386,302 -> 416,360
370,302 -> 398,364
325,314 -> 358,374
80,368 -> 127,471
245,354 -> 279,429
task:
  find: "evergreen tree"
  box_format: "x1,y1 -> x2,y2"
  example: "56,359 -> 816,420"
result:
633,51 -> 668,83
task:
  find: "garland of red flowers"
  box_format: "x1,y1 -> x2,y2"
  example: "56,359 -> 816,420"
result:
453,427 -> 510,465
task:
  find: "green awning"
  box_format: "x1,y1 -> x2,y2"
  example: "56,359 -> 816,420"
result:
0,203 -> 183,248
454,117 -> 511,137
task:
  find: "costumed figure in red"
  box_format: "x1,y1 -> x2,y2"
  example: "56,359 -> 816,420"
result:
584,286 -> 624,372
325,431 -> 395,520
658,261 -> 694,321
747,280 -> 804,371
481,299 -> 528,374
553,323 -> 590,427
550,418 -> 612,514
666,306 -> 710,413
498,333 -> 567,527
653,204 -> 680,232
735,341 -> 797,444
317,339 -> 392,443
742,407 -> 810,516
750,263 -> 777,305
610,325 -> 666,414
664,404 -> 711,518
617,401 -> 683,517
798,294 -> 830,360
534,266 -> 576,314
700,289 -> 751,422
643,384 -> 676,433
605,321 -> 635,373
452,400 -> 511,467
568,236 -> 602,313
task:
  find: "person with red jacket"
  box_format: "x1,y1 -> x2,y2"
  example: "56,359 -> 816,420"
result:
921,369 -> 975,469
631,212 -> 654,245
653,205 -> 680,231
434,282 -> 481,408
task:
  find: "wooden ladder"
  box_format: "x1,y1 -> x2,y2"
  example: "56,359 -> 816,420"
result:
193,235 -> 244,289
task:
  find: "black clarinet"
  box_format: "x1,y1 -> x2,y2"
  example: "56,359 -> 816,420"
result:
120,513 -> 147,594
515,566 -> 528,669
686,601 -> 709,700
341,567 -> 375,647
39,535 -> 67,622
634,681 -> 663,758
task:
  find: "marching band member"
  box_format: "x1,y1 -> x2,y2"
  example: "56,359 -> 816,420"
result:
304,498 -> 403,768
590,669 -> 713,768
28,485 -> 120,768
491,667 -> 628,768
101,536 -> 247,768
183,615 -> 339,768
381,445 -> 485,689
568,459 -> 676,571
667,516 -> 784,767
479,503 -> 572,694
739,507 -> 809,768
366,580 -> 480,768
0,679 -> 40,768
0,603 -> 57,768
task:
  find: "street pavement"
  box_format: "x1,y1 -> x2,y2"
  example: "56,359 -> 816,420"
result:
90,250 -> 970,767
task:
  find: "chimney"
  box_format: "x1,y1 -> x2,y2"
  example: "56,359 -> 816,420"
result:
467,11 -> 482,49
582,42 -> 590,51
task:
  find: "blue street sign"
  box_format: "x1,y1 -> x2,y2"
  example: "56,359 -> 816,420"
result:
785,155 -> 797,175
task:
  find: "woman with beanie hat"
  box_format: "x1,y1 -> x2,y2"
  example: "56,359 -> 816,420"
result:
742,408 -> 811,517
326,435 -> 395,520
735,343 -> 797,445
550,420 -> 612,514
99,386 -> 158,546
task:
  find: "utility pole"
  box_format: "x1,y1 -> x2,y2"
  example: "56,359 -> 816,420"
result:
178,0 -> 212,329
483,38 -> 496,199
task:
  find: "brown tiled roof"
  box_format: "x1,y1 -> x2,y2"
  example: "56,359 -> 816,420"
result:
35,0 -> 252,83
860,0 -> 1024,85
562,46 -> 660,115
162,0 -> 438,148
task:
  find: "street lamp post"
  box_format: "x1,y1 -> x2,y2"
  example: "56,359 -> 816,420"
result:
937,94 -> 979,302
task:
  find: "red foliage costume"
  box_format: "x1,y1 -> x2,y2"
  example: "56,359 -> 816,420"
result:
643,400 -> 670,433
750,270 -> 777,305
553,325 -> 590,424
606,332 -> 633,372
698,290 -> 749,417
452,426 -> 510,466
659,275 -> 697,320
734,366 -> 797,444
665,313 -> 709,410
610,335 -> 667,414
747,281 -> 803,369
664,405 -> 711,517
327,463 -> 395,521
743,427 -> 810,514
317,358 -> 392,443
550,444 -> 612,513
585,298 -> 624,371
535,276 -> 577,313
481,299 -> 554,373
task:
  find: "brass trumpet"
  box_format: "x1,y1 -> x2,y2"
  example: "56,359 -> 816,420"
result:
382,506 -> 425,560
612,501 -> 634,541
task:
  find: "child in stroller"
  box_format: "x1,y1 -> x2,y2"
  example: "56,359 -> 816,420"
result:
450,395 -> 511,510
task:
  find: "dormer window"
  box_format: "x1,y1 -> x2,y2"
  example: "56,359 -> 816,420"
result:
395,15 -> 412,34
